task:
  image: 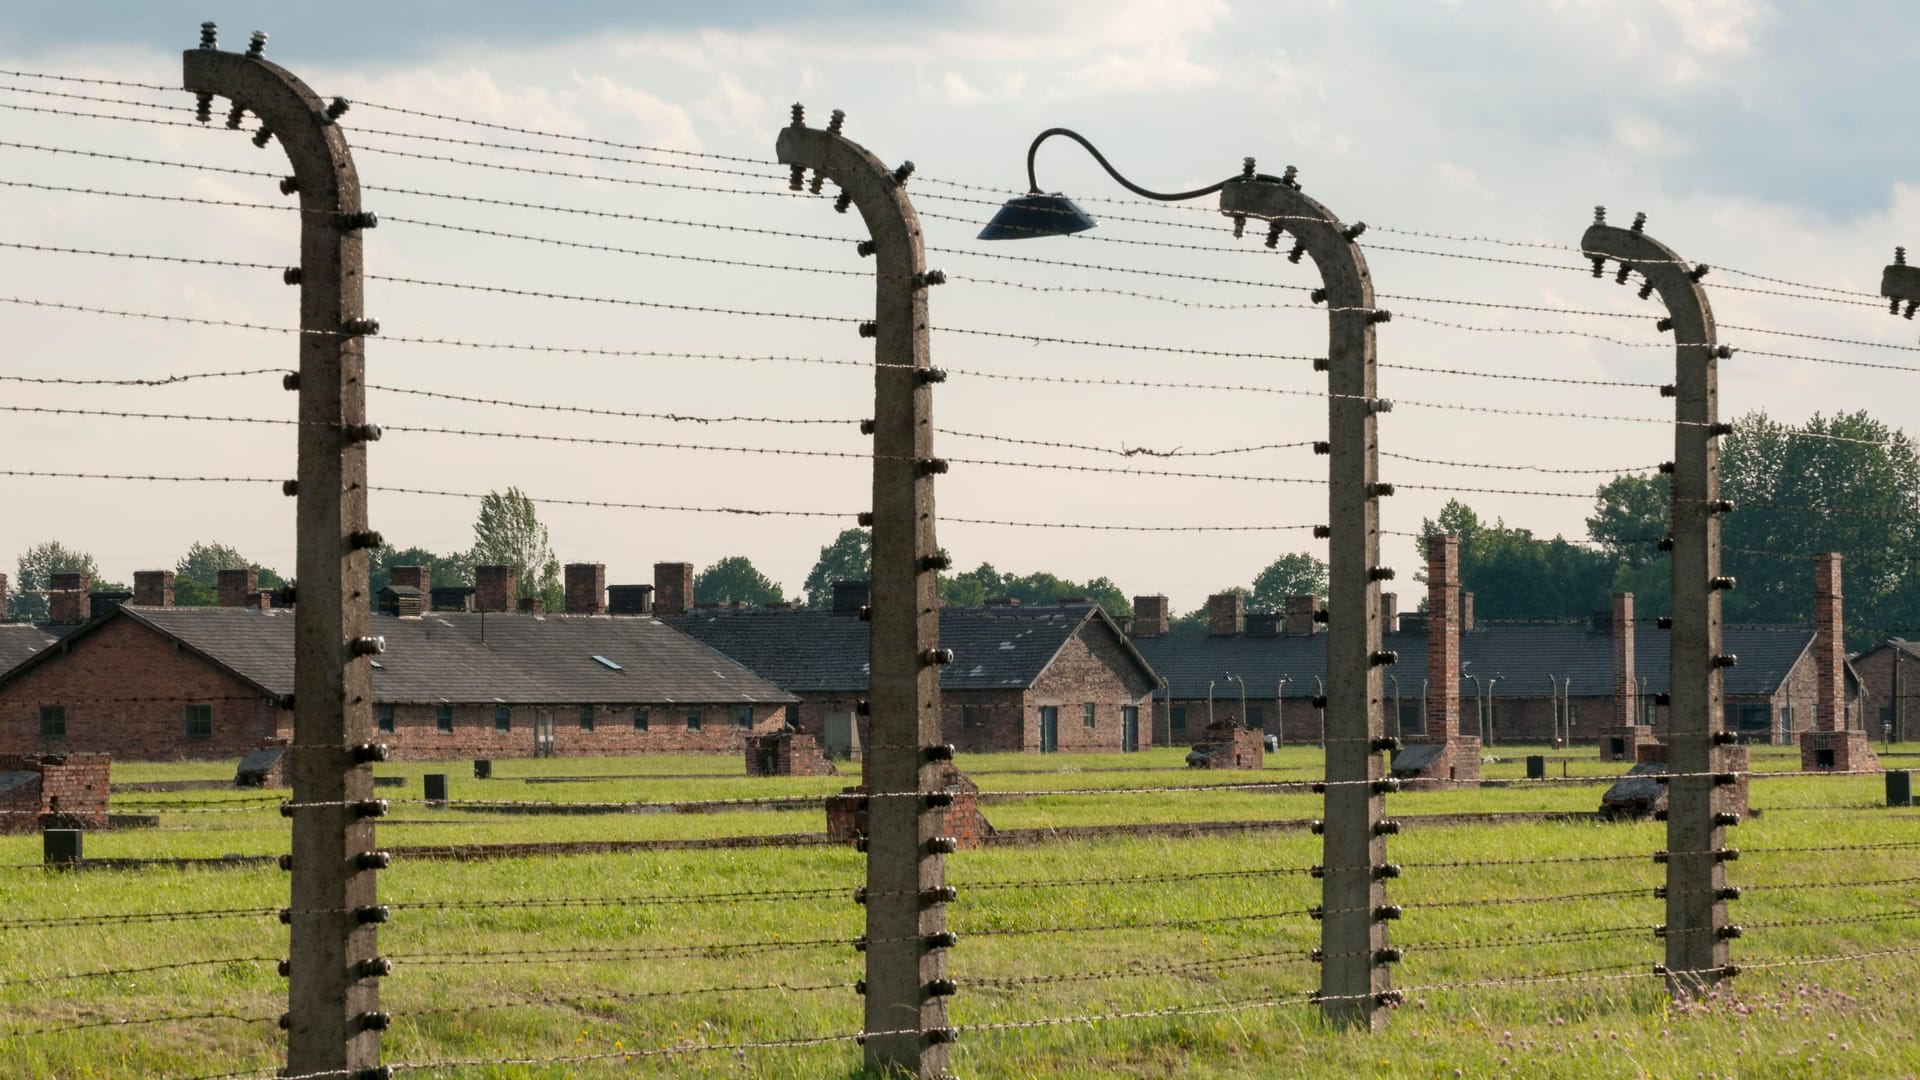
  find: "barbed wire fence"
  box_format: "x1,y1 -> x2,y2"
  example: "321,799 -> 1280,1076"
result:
0,24 -> 1918,1080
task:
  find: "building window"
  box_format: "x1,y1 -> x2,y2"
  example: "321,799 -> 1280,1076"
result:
377,705 -> 395,733
784,703 -> 801,728
736,705 -> 754,730
579,706 -> 596,732
633,707 -> 650,732
495,706 -> 512,733
686,707 -> 702,731
38,705 -> 65,739
1083,702 -> 1097,728
436,705 -> 454,733
184,704 -> 213,740
1170,706 -> 1187,731
962,705 -> 980,729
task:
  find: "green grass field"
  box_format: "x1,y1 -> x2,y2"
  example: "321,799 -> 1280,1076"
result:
1,746 -> 1918,1078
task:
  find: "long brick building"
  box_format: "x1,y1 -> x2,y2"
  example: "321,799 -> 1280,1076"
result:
1129,544 -> 1861,748
0,564 -> 794,761
669,582 -> 1161,755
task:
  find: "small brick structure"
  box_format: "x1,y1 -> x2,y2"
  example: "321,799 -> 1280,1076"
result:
1800,729 -> 1879,774
0,753 -> 109,833
235,744 -> 290,788
1185,716 -> 1264,769
744,730 -> 837,777
1395,534 -> 1482,784
826,760 -> 993,850
1599,743 -> 1748,819
1599,724 -> 1653,763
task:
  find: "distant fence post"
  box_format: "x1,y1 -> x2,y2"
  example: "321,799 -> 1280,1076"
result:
1221,172 -> 1396,1029
1581,209 -> 1732,996
777,108 -> 952,1074
184,24 -> 388,1076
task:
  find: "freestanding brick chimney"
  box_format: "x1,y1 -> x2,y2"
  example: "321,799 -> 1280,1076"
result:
1424,536 -> 1460,743
1801,553 -> 1877,772
133,570 -> 176,607
474,565 -> 517,613
1612,592 -> 1636,727
48,572 -> 90,625
1459,591 -> 1475,633
217,568 -> 258,608
1207,592 -> 1244,637
653,562 -> 694,618
0,573 -> 9,619
1378,592 -> 1397,635
565,563 -> 607,615
1815,553 -> 1843,731
1284,595 -> 1319,637
1132,595 -> 1170,637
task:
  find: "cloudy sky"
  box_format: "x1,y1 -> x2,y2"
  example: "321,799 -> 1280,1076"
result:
1,1 -> 1916,611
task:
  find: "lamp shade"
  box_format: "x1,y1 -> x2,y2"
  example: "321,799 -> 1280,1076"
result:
976,193 -> 1097,241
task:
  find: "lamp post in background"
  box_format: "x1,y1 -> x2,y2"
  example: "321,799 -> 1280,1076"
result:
1226,672 -> 1247,726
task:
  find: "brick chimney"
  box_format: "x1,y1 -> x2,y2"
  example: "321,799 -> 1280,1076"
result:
217,568 -> 258,608
1459,591 -> 1475,633
388,565 -> 430,593
1424,535 -> 1460,742
0,573 -> 8,619
1612,592 -> 1636,727
517,596 -> 545,615
1816,553 -> 1844,731
607,584 -> 654,616
653,562 -> 694,618
1284,595 -> 1319,637
1207,592 -> 1244,637
1378,592 -> 1397,635
474,564 -> 517,613
1132,595 -> 1169,637
830,579 -> 871,617
564,563 -> 607,615
48,572 -> 90,625
133,570 -> 176,607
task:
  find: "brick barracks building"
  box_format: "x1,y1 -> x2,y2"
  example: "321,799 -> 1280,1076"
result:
670,581 -> 1161,756
0,563 -> 793,761
1128,540 -> 1863,752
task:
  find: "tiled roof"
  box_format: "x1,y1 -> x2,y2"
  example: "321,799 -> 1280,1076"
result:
667,604 -> 1157,693
0,607 -> 793,706
1133,624 -> 1819,700
0,624 -> 55,674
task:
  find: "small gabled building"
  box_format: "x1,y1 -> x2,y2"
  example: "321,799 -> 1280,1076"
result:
0,562 -> 795,761
669,583 -> 1160,755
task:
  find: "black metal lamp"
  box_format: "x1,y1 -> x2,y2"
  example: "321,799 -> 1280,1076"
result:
978,127 -> 1270,240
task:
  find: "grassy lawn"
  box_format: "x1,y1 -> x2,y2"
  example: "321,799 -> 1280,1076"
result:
1,747 -> 1917,1077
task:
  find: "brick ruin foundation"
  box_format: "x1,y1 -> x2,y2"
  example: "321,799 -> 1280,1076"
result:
826,759 -> 993,850
744,730 -> 837,777
1184,717 -> 1264,770
0,753 -> 110,833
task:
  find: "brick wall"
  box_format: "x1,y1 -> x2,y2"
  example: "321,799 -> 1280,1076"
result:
0,617 -> 287,759
1855,644 -> 1916,738
0,753 -> 110,832
375,701 -> 789,761
133,570 -> 175,608
744,731 -> 836,776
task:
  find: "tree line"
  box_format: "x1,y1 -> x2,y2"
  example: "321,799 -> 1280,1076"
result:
11,410 -> 1916,646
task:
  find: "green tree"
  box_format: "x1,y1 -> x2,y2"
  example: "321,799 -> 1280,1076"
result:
695,556 -> 786,607
10,541 -> 105,621
1717,411 -> 1920,644
1587,473 -> 1669,568
934,563 -> 1131,618
468,488 -> 563,612
1418,501 -> 1610,623
1249,552 -> 1329,612
803,528 -> 871,608
173,542 -> 286,606
1171,585 -> 1251,635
